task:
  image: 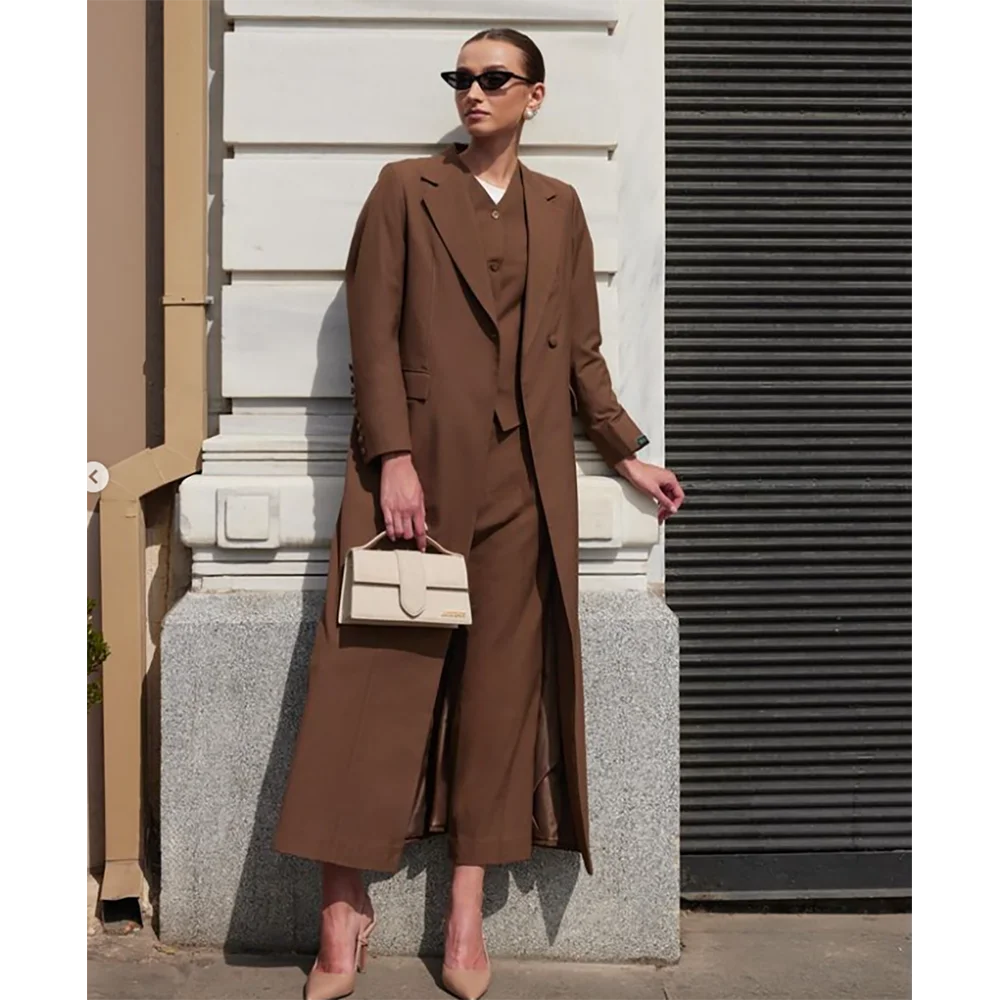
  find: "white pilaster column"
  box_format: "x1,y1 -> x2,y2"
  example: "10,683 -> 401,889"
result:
180,0 -> 663,592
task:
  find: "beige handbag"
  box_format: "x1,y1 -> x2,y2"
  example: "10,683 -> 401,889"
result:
338,532 -> 472,628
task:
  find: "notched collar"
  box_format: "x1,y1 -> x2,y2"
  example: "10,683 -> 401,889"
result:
419,144 -> 564,347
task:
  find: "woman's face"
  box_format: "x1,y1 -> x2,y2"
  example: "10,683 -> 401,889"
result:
452,39 -> 544,138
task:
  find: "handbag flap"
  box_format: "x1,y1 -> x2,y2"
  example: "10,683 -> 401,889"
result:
349,548 -> 469,591
395,549 -> 426,617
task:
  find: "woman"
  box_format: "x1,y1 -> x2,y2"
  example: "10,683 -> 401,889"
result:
274,27 -> 685,1000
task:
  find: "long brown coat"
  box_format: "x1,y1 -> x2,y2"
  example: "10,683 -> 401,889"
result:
273,145 -> 646,876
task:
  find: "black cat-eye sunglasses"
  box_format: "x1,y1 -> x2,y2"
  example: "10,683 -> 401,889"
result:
441,69 -> 533,92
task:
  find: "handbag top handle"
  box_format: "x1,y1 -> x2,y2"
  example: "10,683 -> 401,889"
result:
359,531 -> 459,557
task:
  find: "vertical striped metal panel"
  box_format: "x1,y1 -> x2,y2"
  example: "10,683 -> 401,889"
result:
664,0 -> 911,897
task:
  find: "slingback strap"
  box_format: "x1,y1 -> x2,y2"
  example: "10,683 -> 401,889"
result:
360,531 -> 459,557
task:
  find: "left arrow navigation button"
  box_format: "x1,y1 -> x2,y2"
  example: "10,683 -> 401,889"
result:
87,461 -> 109,494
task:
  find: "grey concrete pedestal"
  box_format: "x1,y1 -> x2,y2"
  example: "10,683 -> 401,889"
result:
160,589 -> 679,962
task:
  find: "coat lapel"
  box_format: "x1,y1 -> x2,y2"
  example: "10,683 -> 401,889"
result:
420,149 -> 499,332
520,161 -> 562,357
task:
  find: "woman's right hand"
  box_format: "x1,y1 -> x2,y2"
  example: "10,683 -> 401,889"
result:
379,452 -> 427,551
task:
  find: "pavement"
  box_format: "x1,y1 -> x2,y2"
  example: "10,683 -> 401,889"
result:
87,909 -> 911,1000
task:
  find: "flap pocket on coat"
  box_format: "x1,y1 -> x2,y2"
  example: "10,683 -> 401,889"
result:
402,369 -> 430,401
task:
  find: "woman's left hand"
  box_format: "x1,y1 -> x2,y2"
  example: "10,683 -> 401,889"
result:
614,457 -> 686,523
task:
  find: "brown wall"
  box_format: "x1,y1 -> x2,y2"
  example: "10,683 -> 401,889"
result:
84,0 -> 162,484
88,0 -> 165,872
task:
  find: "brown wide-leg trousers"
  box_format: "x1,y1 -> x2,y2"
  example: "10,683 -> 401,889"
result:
444,416 -> 553,866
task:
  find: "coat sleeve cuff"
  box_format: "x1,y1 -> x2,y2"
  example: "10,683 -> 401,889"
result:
588,411 -> 649,469
358,427 -> 413,465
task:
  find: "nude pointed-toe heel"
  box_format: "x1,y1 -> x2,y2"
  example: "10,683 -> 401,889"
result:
303,914 -> 377,1000
441,939 -> 491,1000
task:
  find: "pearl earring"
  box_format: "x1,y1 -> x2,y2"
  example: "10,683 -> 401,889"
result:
524,108 -> 537,120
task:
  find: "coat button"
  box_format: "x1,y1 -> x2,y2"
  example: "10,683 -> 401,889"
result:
488,259 -> 500,271
547,334 -> 558,348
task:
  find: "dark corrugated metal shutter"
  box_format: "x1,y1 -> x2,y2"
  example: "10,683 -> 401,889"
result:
664,0 -> 911,898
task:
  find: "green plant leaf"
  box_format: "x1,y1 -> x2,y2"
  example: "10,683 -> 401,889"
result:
88,597 -> 109,709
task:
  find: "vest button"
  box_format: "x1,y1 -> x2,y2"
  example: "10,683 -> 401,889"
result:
547,334 -> 558,348
491,209 -> 500,220
488,259 -> 500,271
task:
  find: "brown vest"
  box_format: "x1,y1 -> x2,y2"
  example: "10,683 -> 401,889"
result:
468,167 -> 527,431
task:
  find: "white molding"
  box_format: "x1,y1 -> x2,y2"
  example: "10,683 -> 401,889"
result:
216,487 -> 282,548
183,468 -> 654,593
225,0 -> 619,24
184,469 -> 654,548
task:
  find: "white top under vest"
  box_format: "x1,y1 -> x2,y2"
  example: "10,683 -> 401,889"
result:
475,176 -> 507,204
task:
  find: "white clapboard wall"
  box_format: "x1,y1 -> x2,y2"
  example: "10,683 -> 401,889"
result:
221,1 -> 622,401
181,0 -> 665,589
